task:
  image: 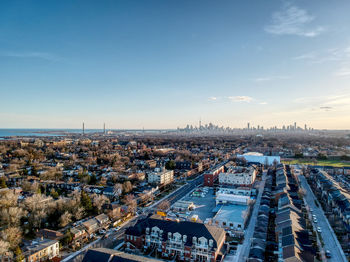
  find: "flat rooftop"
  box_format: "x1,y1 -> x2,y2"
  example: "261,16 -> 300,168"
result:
214,205 -> 248,224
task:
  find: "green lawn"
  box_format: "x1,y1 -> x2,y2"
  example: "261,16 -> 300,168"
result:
282,159 -> 350,167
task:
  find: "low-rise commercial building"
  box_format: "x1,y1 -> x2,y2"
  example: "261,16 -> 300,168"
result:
237,152 -> 280,166
212,205 -> 248,233
215,193 -> 250,206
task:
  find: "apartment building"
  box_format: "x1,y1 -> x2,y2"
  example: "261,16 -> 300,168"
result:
148,168 -> 174,185
204,162 -> 226,187
218,166 -> 256,186
24,238 -> 59,262
124,216 -> 226,262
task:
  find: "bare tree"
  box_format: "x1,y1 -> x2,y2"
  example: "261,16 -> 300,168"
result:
0,240 -> 10,257
0,227 -> 22,250
92,194 -> 110,214
73,206 -> 85,221
0,190 -> 19,208
158,200 -> 170,211
0,190 -> 26,227
124,194 -> 137,214
59,211 -> 72,228
22,194 -> 53,228
0,207 -> 26,227
123,181 -> 133,194
113,183 -> 123,197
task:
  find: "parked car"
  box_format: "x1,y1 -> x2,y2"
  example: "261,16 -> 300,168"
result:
325,250 -> 331,258
317,227 -> 322,233
99,229 -> 106,234
313,218 -> 317,223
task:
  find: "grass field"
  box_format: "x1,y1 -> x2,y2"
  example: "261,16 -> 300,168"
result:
282,159 -> 350,167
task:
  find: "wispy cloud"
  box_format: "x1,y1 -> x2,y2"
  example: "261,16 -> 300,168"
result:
294,93 -> 350,112
264,3 -> 325,37
320,106 -> 332,111
259,102 -> 268,105
333,67 -> 350,77
228,96 -> 254,103
0,51 -> 61,61
253,76 -> 290,82
292,52 -> 316,60
208,96 -> 218,101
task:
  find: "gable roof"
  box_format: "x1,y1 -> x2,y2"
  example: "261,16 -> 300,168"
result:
125,216 -> 225,248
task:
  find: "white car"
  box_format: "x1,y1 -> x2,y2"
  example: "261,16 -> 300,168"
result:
313,218 -> 317,223
99,229 -> 106,234
317,227 -> 322,233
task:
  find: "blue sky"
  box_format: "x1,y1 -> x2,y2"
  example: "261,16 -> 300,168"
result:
1,0 -> 350,129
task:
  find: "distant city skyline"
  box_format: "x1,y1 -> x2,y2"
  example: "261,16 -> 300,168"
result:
1,0 -> 350,129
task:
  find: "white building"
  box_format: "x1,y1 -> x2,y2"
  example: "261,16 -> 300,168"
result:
219,166 -> 256,186
216,187 -> 251,196
216,193 -> 250,205
148,168 -> 174,185
237,152 -> 280,165
213,205 -> 248,233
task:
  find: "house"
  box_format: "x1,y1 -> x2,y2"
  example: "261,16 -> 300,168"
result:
103,186 -> 120,198
95,213 -> 110,228
71,226 -> 88,241
82,218 -> 99,234
36,229 -> 64,241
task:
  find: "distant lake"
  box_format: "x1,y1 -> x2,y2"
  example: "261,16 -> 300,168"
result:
0,128 -> 173,139
0,129 -> 93,138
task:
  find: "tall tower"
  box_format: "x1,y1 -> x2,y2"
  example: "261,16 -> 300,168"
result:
199,117 -> 202,129
82,122 -> 85,135
103,123 -> 106,134
247,122 -> 250,130
294,122 -> 297,130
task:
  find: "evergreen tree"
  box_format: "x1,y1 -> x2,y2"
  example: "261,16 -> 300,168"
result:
0,177 -> 7,188
80,191 -> 93,213
14,246 -> 24,262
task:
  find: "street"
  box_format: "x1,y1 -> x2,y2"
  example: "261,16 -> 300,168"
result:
298,174 -> 347,262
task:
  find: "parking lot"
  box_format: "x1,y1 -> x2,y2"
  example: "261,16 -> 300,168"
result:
180,187 -> 216,222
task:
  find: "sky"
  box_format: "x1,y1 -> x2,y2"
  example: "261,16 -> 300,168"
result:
1,0 -> 350,129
